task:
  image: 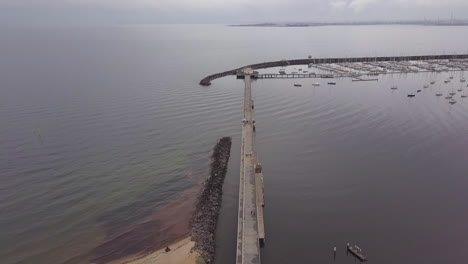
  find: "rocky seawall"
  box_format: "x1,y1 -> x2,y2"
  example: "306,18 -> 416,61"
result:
191,137 -> 232,264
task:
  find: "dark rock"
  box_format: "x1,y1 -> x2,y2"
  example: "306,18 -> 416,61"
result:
190,137 -> 232,264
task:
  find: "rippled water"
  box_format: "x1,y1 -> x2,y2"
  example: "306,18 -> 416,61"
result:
216,71 -> 468,264
1,25 -> 468,264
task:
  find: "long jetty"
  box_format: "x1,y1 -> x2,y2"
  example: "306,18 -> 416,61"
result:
237,68 -> 265,264
199,54 -> 468,86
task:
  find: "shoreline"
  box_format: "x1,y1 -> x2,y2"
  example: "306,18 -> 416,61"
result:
108,237 -> 200,264
90,186 -> 197,264
228,21 -> 468,27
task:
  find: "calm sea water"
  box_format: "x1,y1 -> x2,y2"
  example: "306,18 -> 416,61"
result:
1,25 -> 468,264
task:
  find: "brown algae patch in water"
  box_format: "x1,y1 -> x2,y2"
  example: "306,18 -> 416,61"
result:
90,187 -> 199,264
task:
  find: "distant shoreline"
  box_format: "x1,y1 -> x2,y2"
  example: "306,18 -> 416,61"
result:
229,21 -> 468,27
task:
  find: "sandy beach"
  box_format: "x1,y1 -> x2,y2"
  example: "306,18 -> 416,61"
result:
107,237 -> 201,264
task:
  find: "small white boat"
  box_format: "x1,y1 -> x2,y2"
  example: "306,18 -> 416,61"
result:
391,86 -> 398,90
444,80 -> 450,83
461,78 -> 466,83
461,94 -> 467,98
408,93 -> 416,97
347,244 -> 367,262
449,91 -> 456,95
436,92 -> 443,96
430,81 -> 436,84
312,83 -> 320,86
445,95 -> 453,99
449,98 -> 457,104
450,75 -> 454,79
294,84 -> 302,87
423,85 -> 429,88
458,88 -> 463,92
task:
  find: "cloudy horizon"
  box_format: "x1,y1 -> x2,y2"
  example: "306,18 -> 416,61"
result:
1,0 -> 468,26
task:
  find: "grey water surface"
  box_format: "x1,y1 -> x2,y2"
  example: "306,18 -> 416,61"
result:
1,25 -> 468,264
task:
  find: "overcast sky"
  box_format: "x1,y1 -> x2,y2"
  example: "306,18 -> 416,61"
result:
1,0 -> 468,26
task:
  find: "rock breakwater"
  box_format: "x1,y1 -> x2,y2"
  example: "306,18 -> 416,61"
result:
191,137 -> 232,264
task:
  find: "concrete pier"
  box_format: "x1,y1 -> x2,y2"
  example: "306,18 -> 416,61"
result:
236,68 -> 263,264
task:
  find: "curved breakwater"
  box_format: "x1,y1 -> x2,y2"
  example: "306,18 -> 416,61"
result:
199,54 -> 468,86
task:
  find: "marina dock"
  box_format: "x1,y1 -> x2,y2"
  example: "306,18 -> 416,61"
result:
236,68 -> 265,264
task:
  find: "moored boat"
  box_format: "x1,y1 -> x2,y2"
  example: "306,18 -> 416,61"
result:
347,243 -> 367,262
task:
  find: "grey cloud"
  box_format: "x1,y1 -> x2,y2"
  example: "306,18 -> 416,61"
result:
1,0 -> 467,26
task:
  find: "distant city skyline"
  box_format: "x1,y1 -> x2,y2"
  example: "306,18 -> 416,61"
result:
1,0 -> 468,26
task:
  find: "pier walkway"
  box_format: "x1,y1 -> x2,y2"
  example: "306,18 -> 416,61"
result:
236,68 -> 264,264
